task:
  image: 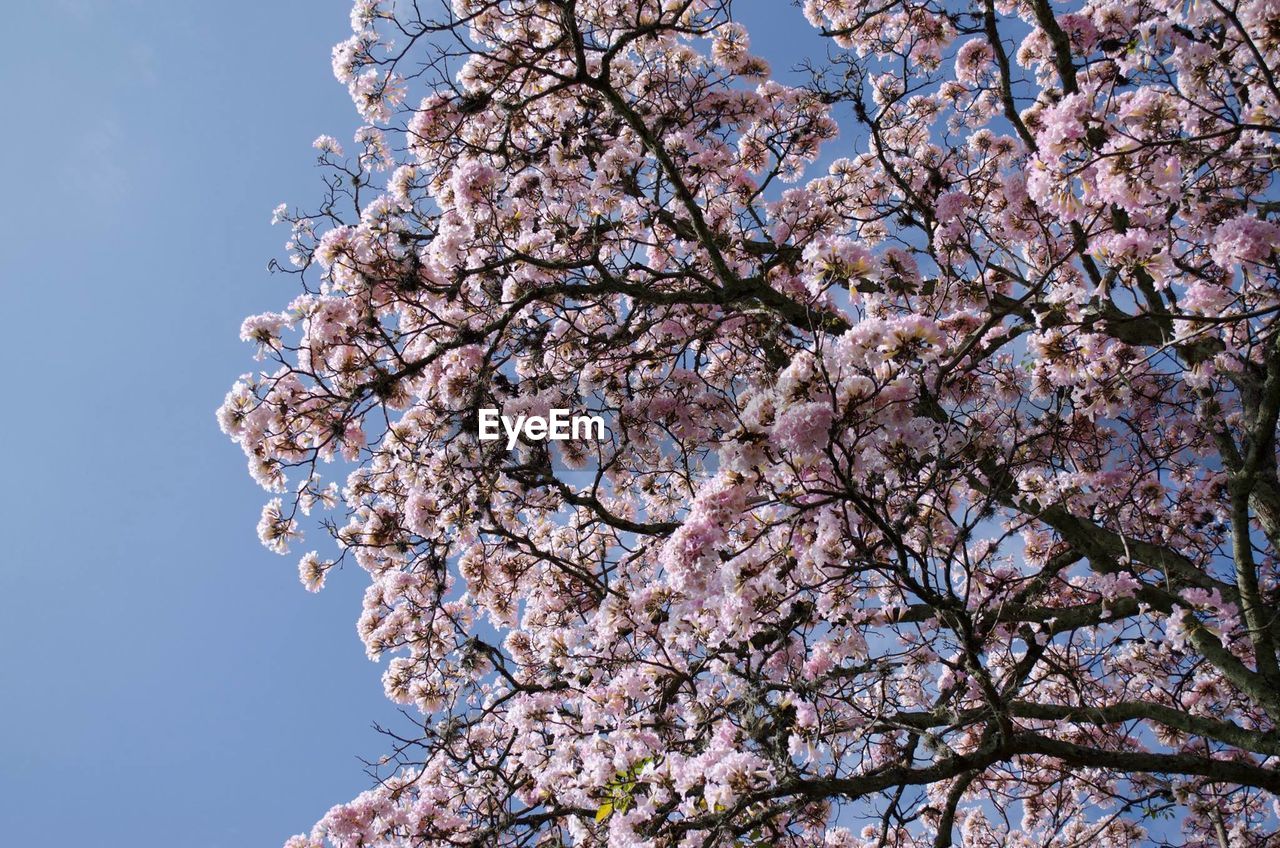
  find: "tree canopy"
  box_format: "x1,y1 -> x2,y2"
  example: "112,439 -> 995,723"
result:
221,0 -> 1280,844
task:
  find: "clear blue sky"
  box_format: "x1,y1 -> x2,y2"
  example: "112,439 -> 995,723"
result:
0,3 -> 825,846
0,2 -> 400,845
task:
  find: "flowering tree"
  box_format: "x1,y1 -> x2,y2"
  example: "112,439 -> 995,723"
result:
220,0 -> 1280,844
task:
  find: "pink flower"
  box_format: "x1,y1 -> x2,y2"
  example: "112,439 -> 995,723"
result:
258,498 -> 300,554
298,551 -> 331,592
771,401 -> 834,455
1209,215 -> 1280,269
955,39 -> 994,84
449,159 -> 497,215
312,134 -> 344,156
935,190 -> 971,223
1035,92 -> 1090,156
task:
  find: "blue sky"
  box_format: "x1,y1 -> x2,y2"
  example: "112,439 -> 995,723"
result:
0,2 -> 400,844
0,3 -> 829,846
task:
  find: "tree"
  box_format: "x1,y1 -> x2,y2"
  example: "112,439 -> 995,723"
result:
219,0 -> 1280,844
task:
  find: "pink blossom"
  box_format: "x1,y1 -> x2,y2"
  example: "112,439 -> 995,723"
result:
1210,215 -> 1280,269
771,401 -> 834,455
955,39 -> 994,84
